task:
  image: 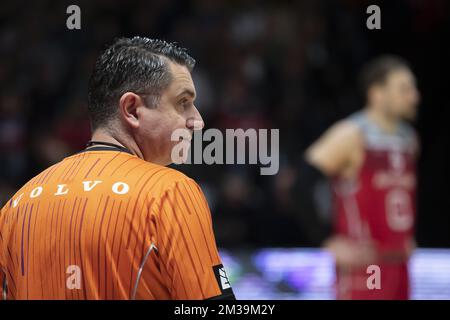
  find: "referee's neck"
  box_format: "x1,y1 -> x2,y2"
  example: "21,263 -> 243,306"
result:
90,128 -> 145,160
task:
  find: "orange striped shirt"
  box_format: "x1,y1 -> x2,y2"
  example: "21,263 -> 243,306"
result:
0,147 -> 234,300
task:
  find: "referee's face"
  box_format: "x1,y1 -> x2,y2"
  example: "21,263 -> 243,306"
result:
135,61 -> 204,165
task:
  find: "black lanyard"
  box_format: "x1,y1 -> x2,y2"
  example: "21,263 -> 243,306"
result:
84,140 -> 133,155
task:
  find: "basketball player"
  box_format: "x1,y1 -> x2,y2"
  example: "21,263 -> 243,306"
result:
0,37 -> 235,300
293,56 -> 420,299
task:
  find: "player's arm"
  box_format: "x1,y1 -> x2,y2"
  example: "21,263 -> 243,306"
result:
291,121 -> 362,246
156,177 -> 235,300
305,120 -> 362,176
292,121 -> 377,267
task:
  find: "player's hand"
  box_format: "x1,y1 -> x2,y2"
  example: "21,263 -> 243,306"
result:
324,235 -> 377,269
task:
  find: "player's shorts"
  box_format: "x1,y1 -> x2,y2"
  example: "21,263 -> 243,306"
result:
335,262 -> 409,300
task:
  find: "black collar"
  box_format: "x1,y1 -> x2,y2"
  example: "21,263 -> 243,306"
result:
79,140 -> 133,155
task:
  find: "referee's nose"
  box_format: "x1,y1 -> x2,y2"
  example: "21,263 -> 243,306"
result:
186,105 -> 204,131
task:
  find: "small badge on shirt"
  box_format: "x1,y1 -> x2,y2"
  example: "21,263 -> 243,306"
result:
213,264 -> 232,292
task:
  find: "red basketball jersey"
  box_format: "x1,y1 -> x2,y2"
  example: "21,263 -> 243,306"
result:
333,111 -> 418,258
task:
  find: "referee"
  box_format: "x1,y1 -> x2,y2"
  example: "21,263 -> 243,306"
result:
0,37 -> 235,300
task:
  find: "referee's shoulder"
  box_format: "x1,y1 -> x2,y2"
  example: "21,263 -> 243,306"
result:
134,161 -> 199,195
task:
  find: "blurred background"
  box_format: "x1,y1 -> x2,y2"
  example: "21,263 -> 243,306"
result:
1,0 -> 449,298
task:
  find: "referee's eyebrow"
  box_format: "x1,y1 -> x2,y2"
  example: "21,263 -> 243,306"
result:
176,88 -> 196,100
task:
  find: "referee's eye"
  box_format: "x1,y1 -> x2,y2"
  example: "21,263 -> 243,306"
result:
178,98 -> 192,111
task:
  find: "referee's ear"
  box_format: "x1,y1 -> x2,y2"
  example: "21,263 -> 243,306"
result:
119,92 -> 142,129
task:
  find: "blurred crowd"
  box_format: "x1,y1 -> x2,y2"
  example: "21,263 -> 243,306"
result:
1,0 -> 449,247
